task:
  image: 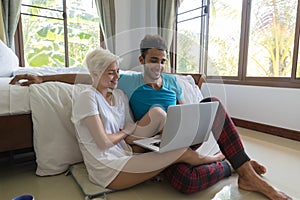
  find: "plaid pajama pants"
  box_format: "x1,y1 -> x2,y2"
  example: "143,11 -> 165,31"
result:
164,97 -> 250,194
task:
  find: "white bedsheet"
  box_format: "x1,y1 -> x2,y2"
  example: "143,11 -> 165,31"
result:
0,66 -> 89,116
0,77 -> 30,115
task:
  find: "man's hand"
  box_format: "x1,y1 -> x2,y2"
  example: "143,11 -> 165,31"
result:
9,74 -> 43,86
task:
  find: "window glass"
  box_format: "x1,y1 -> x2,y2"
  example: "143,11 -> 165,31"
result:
177,18 -> 201,73
176,0 -> 205,73
247,0 -> 297,77
21,0 -> 99,68
207,0 -> 242,76
67,0 -> 99,68
21,0 -> 64,67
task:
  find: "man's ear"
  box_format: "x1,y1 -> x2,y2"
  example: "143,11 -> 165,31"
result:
139,55 -> 145,64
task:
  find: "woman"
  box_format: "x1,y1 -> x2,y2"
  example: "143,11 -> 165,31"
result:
71,47 -> 226,190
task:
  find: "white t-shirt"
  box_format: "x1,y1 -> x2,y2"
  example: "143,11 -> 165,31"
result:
72,87 -> 134,187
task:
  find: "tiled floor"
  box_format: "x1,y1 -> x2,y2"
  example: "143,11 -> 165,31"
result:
1,127 -> 300,200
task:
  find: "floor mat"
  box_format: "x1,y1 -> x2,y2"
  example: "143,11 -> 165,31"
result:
68,163 -> 117,200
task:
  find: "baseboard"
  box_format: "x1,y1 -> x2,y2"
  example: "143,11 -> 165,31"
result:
232,118 -> 300,142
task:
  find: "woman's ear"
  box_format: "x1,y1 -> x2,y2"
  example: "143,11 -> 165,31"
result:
139,55 -> 145,64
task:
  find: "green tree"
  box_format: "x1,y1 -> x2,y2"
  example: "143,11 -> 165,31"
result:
177,30 -> 199,73
248,0 -> 296,77
208,0 -> 241,76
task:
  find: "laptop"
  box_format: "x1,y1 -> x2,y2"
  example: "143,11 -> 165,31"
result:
133,102 -> 219,153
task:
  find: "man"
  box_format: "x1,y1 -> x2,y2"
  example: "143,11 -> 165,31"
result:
10,35 -> 291,199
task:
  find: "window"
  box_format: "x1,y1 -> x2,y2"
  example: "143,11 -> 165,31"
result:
175,0 -> 209,73
246,0 -> 297,78
20,0 -> 100,68
175,0 -> 300,88
206,0 -> 242,77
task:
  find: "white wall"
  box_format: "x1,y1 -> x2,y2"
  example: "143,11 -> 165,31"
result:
115,0 -> 157,69
202,83 -> 300,132
116,0 -> 300,132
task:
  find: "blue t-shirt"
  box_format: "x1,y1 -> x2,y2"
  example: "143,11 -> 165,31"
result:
118,73 -> 183,121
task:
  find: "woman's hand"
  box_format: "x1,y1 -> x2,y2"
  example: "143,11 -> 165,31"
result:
122,123 -> 137,135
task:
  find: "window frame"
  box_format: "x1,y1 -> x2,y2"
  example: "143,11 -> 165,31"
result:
174,0 -> 300,89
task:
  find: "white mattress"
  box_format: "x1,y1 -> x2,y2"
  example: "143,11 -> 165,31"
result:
0,77 -> 30,115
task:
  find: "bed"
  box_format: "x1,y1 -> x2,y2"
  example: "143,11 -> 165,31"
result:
0,66 -> 89,153
0,40 -> 32,152
0,66 -> 206,176
0,71 -> 205,152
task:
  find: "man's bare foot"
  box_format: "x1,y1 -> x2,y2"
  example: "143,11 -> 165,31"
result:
237,161 -> 292,200
250,160 -> 267,175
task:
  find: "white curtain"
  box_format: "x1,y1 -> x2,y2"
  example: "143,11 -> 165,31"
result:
1,0 -> 21,50
95,0 -> 116,53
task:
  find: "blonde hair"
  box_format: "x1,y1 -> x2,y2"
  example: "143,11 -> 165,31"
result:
84,47 -> 120,74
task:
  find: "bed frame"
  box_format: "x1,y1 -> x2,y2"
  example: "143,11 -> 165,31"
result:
0,73 -> 205,153
0,114 -> 33,152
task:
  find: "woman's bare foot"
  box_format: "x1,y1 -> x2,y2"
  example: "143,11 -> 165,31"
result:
213,151 -> 226,161
179,149 -> 226,166
196,151 -> 225,165
237,161 -> 292,200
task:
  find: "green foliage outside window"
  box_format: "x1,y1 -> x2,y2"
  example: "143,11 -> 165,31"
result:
21,0 -> 99,68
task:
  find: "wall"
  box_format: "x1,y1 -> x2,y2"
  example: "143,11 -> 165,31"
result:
202,83 -> 300,132
115,0 -> 157,69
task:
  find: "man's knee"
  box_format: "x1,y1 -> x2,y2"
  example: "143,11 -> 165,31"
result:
148,107 -> 167,130
149,106 -> 167,121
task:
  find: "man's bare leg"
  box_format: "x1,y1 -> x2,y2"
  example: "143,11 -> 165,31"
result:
250,160 -> 266,175
230,160 -> 266,175
237,161 -> 292,200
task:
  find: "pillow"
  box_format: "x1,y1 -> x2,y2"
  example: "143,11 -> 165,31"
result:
175,75 -> 204,104
29,82 -> 88,176
0,40 -> 19,77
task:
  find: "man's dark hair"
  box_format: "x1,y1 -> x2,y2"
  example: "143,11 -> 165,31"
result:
140,34 -> 168,59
